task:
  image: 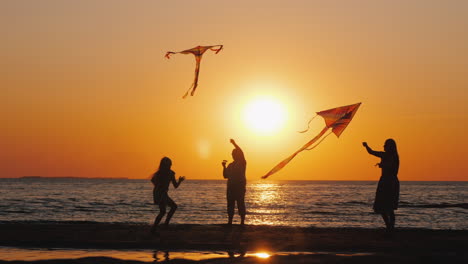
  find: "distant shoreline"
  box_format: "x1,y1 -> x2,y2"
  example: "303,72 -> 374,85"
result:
18,176 -> 129,180
0,177 -> 466,182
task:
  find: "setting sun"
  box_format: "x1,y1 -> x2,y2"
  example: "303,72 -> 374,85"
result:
242,97 -> 287,135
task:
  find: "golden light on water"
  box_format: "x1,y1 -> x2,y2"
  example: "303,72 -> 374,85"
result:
257,185 -> 280,204
248,182 -> 286,226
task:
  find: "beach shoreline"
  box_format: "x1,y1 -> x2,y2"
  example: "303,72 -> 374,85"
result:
0,222 -> 467,263
1,222 -> 467,251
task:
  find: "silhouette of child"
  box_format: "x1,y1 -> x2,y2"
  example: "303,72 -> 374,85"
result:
222,139 -> 247,225
363,139 -> 400,232
150,157 -> 185,233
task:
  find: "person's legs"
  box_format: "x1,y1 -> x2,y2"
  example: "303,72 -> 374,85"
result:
164,197 -> 178,225
237,195 -> 246,225
151,203 -> 166,232
381,213 -> 390,230
227,194 -> 235,225
389,210 -> 395,231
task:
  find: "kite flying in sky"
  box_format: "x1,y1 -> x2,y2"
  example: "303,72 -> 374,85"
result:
262,102 -> 361,179
165,45 -> 223,98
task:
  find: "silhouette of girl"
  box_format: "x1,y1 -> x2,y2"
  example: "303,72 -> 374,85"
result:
222,139 -> 247,225
150,157 -> 184,233
363,139 -> 400,232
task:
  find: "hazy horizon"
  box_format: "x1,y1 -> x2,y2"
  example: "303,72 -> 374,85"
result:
3,176 -> 467,182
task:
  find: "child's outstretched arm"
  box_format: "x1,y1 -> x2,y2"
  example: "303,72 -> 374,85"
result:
230,138 -> 245,161
222,160 -> 229,179
230,139 -> 240,150
362,142 -> 383,158
172,175 -> 185,188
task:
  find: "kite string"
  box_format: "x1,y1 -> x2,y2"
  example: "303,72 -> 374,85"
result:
298,114 -> 317,133
305,130 -> 333,150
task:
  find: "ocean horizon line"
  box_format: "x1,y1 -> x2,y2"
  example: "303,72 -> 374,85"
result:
1,176 -> 466,182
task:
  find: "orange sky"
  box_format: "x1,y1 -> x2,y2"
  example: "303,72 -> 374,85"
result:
1,1 -> 467,181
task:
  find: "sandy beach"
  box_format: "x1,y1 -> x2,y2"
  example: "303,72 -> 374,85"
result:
0,222 -> 466,263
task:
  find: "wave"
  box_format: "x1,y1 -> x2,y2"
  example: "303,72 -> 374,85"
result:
342,201 -> 368,206
400,203 -> 468,209
0,210 -> 34,214
310,211 -> 341,215
0,220 -> 106,225
247,211 -> 287,216
313,201 -> 368,207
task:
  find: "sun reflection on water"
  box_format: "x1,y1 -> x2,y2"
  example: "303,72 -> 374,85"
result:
254,252 -> 271,259
247,181 -> 286,226
249,182 -> 284,205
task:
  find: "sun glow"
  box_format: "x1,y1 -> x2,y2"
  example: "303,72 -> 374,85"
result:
254,252 -> 271,259
242,97 -> 287,135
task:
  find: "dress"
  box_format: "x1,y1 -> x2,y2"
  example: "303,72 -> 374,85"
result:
151,170 -> 175,205
373,152 -> 400,213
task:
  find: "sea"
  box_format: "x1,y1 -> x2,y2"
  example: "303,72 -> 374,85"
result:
0,178 -> 466,230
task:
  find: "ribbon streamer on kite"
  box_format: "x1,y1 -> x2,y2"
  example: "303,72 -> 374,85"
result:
165,45 -> 223,98
262,102 -> 362,179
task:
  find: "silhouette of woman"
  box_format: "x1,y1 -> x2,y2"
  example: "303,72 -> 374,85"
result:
150,157 -> 185,233
363,139 -> 400,232
222,139 -> 247,225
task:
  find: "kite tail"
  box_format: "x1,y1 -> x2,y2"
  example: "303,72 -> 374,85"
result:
298,115 -> 317,133
305,130 -> 333,150
261,152 -> 300,179
190,82 -> 198,97
182,83 -> 193,99
262,126 -> 330,179
182,56 -> 201,98
190,59 -> 201,96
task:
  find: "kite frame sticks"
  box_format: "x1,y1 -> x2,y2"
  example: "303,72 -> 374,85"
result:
262,102 -> 361,179
165,45 -> 223,98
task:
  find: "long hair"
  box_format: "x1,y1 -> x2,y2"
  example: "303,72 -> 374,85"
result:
385,138 -> 399,162
156,156 -> 172,174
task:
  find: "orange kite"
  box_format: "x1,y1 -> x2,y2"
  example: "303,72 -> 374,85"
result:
165,45 -> 223,98
262,102 -> 361,179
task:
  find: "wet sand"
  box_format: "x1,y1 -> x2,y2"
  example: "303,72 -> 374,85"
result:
0,222 -> 467,263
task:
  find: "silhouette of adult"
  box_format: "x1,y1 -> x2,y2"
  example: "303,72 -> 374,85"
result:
222,139 -> 247,225
150,157 -> 185,233
363,139 -> 400,232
